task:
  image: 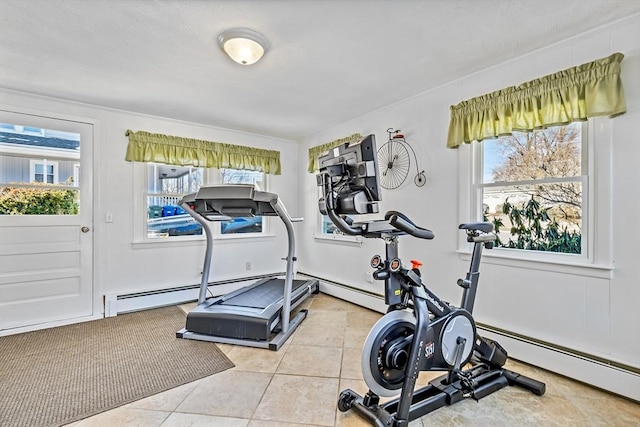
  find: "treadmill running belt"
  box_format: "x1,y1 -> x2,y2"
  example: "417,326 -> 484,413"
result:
221,279 -> 307,309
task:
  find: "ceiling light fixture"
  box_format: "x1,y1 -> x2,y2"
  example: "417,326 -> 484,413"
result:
218,28 -> 269,65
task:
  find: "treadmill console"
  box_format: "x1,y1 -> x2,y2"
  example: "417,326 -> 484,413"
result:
181,184 -> 278,220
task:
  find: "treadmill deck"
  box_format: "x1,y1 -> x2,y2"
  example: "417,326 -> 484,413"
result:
220,278 -> 304,309
184,278 -> 319,341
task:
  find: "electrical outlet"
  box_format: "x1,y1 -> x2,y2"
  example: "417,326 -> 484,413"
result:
245,261 -> 252,271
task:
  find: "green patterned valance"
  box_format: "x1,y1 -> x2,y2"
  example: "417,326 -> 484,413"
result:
307,133 -> 363,173
447,52 -> 627,149
125,130 -> 281,175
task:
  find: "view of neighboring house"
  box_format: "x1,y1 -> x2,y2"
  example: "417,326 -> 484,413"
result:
0,124 -> 80,187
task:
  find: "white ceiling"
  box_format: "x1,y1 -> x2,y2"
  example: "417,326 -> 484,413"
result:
1,0 -> 638,141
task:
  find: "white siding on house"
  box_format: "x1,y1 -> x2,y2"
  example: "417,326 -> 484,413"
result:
0,155 -> 77,185
0,155 -> 30,183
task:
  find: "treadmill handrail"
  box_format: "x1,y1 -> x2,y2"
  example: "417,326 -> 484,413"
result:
270,197 -> 296,334
180,201 -> 214,304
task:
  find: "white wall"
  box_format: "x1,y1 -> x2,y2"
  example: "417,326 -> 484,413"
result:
0,89 -> 300,303
297,15 -> 640,396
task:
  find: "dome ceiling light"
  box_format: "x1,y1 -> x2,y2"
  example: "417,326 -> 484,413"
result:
218,28 -> 269,65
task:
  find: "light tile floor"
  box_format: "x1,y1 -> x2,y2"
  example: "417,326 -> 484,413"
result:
68,293 -> 639,426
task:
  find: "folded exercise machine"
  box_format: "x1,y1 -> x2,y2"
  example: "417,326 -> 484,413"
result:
317,134 -> 545,427
176,184 -> 318,351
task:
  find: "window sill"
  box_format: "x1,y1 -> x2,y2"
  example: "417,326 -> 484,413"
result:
313,233 -> 362,246
132,233 -> 275,249
215,233 -> 276,243
456,249 -> 613,279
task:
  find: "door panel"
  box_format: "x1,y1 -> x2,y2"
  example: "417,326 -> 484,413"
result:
0,110 -> 93,332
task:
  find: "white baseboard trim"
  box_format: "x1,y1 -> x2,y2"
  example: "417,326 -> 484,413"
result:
316,278 -> 639,402
478,328 -> 640,402
105,286 -> 200,316
295,272 -> 386,313
105,273 -> 284,315
318,282 -> 387,313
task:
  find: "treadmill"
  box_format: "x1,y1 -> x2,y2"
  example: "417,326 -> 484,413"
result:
176,184 -> 319,351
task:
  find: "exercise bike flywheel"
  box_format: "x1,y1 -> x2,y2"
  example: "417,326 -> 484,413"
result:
362,309 -> 478,397
361,310 -> 416,397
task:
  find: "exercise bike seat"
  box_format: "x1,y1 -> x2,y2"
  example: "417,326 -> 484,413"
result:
459,222 -> 494,233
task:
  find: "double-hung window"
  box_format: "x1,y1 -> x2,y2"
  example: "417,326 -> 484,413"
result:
473,122 -> 586,256
30,159 -> 58,184
453,53 -> 623,269
142,164 -> 267,240
319,211 -> 354,236
220,168 -> 265,235
315,187 -> 359,243
145,163 -> 204,239
127,130 -> 279,243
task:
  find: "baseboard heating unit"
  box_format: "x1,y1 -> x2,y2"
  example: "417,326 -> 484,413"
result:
104,273 -> 285,316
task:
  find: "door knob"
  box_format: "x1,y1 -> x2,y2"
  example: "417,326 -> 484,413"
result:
81,226 -> 90,233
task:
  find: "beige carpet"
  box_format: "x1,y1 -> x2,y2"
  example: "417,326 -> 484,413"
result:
0,306 -> 234,427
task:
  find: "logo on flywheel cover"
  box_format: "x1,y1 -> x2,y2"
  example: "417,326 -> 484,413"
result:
424,342 -> 435,359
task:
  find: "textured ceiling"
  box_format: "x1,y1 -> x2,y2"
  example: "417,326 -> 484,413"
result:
1,0 -> 638,141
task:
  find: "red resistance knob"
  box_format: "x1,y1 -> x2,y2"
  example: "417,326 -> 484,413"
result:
410,259 -> 423,277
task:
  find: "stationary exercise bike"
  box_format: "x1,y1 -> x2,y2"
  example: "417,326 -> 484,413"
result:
316,134 -> 545,427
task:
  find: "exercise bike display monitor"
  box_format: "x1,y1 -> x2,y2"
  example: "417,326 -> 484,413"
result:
316,134 -> 545,427
317,134 -> 380,217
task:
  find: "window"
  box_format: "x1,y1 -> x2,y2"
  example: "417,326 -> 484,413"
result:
474,122 -> 586,255
321,215 -> 337,234
0,122 -> 80,215
220,168 -> 265,235
140,164 -> 268,241
315,186 -> 359,242
145,163 -> 204,238
320,211 -> 353,236
30,159 -> 58,184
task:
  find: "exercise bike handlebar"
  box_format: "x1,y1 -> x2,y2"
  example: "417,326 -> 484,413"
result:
326,206 -> 365,236
386,211 -> 435,240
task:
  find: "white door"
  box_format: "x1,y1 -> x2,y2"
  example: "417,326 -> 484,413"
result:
0,110 -> 93,332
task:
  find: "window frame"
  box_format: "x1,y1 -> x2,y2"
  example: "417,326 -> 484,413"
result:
473,122 -> 588,259
72,163 -> 80,188
30,159 -> 59,184
458,117 -> 613,276
313,185 -> 362,244
218,167 -> 269,238
133,162 -> 271,245
143,163 -> 204,240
